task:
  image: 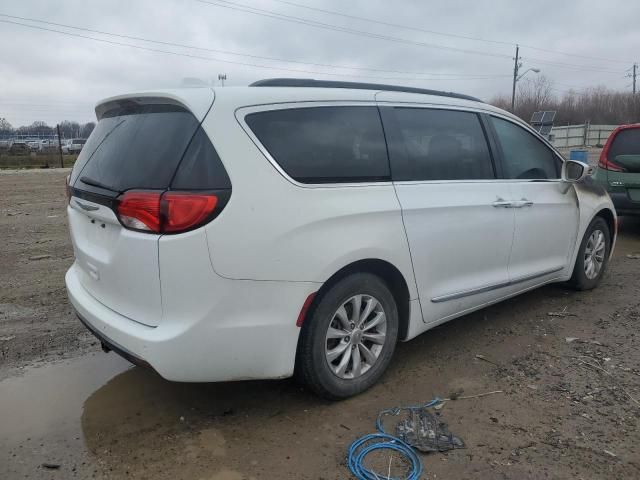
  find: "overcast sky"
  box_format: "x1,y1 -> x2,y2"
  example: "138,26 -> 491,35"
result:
0,0 -> 638,126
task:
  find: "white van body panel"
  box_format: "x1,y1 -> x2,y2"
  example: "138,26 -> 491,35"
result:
65,85 -> 616,383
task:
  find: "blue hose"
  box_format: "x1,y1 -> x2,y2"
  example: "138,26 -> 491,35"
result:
347,398 -> 441,480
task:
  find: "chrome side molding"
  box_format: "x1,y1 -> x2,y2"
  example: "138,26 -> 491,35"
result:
431,266 -> 564,303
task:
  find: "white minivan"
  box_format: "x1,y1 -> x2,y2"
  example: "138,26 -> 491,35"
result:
65,79 -> 616,399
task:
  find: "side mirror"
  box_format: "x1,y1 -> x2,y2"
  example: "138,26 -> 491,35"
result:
562,160 -> 591,183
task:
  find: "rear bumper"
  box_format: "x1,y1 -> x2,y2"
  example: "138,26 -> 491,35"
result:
66,262 -> 318,382
76,311 -> 152,370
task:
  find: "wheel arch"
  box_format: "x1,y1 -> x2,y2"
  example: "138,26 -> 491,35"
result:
594,207 -> 616,244
304,258 -> 412,342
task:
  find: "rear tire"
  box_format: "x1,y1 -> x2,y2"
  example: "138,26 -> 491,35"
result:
568,217 -> 611,290
295,273 -> 399,400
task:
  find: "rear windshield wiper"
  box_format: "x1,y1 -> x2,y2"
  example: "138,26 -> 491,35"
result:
79,176 -> 120,193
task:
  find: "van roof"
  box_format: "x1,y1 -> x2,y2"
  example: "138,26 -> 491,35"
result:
250,78 -> 483,103
95,81 -> 517,122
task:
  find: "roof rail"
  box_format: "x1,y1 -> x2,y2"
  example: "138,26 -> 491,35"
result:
249,78 -> 483,103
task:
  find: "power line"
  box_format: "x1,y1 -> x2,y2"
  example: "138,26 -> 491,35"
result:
196,0 -> 628,73
196,0 -> 513,60
522,56 -> 622,74
0,18 -> 512,82
0,13 -> 507,78
270,0 -> 631,65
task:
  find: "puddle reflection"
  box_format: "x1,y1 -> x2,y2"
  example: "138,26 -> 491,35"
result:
1,351 -> 327,479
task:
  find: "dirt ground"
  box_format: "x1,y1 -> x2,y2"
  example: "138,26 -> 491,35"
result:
1,168 -> 639,479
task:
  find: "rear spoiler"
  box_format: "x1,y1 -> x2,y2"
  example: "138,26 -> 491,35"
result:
95,88 -> 215,122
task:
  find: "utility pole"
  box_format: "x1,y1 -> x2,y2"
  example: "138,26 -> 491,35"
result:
218,73 -> 227,87
634,63 -> 637,95
56,124 -> 63,168
511,45 -> 520,112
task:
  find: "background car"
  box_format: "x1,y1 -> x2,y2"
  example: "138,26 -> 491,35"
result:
67,138 -> 86,154
8,141 -> 31,155
593,123 -> 640,215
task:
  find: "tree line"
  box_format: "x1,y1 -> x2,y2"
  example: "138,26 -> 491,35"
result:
3,81 -> 639,138
0,118 -> 96,139
490,76 -> 640,126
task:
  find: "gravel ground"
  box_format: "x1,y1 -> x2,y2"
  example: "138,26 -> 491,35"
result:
1,168 -> 639,479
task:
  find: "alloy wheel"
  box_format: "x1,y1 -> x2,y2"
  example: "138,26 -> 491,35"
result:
584,229 -> 606,280
324,294 -> 387,379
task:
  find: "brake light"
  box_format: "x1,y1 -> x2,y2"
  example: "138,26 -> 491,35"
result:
599,130 -> 625,172
162,192 -> 218,233
598,150 -> 624,172
116,191 -> 219,234
118,191 -> 162,232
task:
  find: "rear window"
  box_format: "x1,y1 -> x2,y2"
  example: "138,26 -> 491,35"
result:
70,103 -> 229,194
609,128 -> 640,173
245,106 -> 389,183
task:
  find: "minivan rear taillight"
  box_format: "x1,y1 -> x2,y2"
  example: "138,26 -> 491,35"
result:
599,128 -> 626,172
117,190 -> 221,234
598,149 -> 625,172
162,192 -> 218,233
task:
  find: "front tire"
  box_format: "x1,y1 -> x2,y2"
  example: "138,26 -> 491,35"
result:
569,217 -> 611,290
295,273 -> 399,400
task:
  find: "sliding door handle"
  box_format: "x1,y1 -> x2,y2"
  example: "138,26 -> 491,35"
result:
492,199 -> 512,208
511,199 -> 534,208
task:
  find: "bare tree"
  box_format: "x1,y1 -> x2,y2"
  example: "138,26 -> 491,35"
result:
80,122 -> 96,138
490,84 -> 640,126
514,75 -> 555,122
58,120 -> 81,139
0,117 -> 13,136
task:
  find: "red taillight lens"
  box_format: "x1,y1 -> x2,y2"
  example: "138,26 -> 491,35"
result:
598,151 -> 624,172
162,192 -> 218,233
599,130 -> 625,172
116,191 -> 219,234
117,191 -> 162,232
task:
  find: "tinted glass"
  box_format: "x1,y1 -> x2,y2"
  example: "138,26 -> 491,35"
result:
491,117 -> 559,179
246,107 -> 389,183
391,108 -> 494,181
171,127 -> 231,189
70,104 -> 201,193
609,129 -> 640,173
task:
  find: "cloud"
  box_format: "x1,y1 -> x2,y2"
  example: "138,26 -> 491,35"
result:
0,0 -> 637,126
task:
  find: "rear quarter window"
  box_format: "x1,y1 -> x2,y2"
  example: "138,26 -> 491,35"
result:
245,106 -> 390,183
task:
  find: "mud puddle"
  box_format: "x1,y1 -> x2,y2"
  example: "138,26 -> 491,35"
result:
0,350 -> 327,479
1,354 -> 130,477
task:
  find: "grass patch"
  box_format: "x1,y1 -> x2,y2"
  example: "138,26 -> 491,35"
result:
0,154 -> 77,169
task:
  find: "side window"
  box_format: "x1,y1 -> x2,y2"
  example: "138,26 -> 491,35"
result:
491,116 -> 560,180
245,106 -> 389,183
389,108 -> 494,181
